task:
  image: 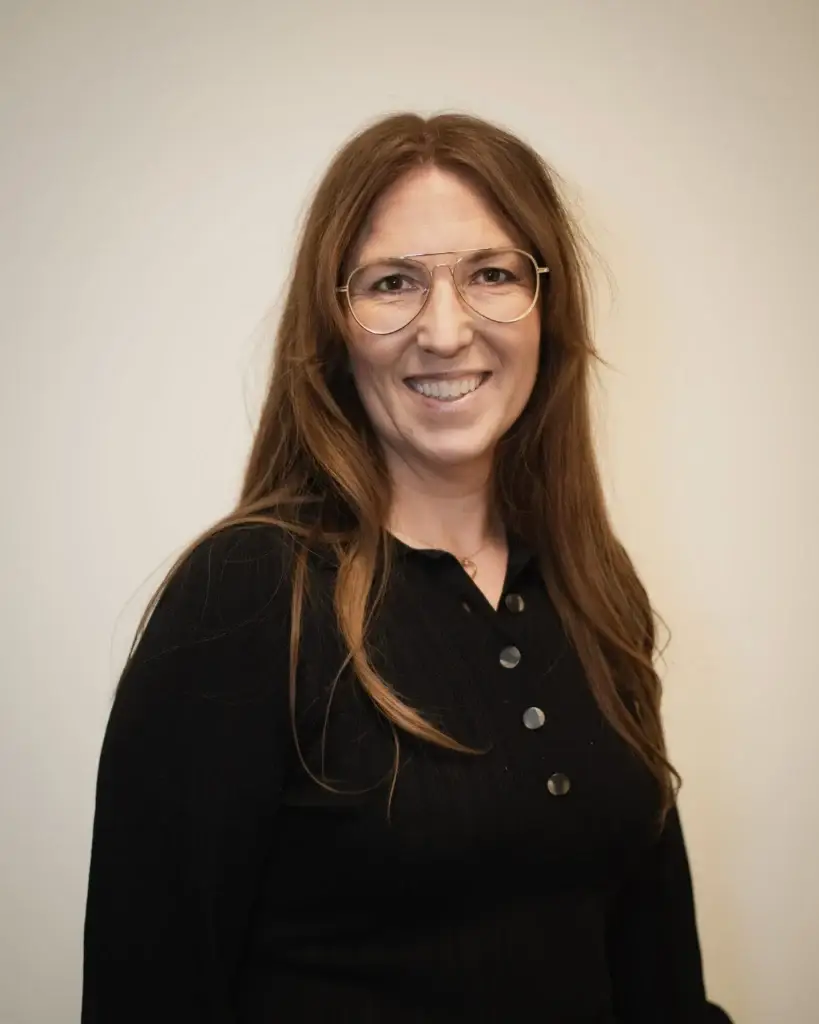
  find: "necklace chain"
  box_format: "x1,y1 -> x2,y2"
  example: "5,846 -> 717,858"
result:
390,530 -> 493,580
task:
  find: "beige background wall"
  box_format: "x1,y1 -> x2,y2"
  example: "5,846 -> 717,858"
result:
2,1 -> 817,1021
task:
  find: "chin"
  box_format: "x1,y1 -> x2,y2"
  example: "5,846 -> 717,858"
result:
412,439 -> 496,470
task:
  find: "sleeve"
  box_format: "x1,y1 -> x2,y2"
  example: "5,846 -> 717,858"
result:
607,805 -> 733,1024
82,525 -> 293,1024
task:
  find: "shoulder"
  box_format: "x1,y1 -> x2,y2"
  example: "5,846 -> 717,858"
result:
104,525 -> 298,787
173,520 -> 293,590
143,521 -> 296,649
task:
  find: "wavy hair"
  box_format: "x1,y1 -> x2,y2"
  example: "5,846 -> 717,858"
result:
131,112 -> 677,815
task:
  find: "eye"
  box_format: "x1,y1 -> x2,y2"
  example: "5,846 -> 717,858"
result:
473,266 -> 516,285
372,273 -> 418,294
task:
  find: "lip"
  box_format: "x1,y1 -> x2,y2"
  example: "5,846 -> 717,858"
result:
403,371 -> 490,383
403,371 -> 491,407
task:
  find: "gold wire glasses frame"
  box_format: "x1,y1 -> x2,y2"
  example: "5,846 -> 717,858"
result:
336,247 -> 550,336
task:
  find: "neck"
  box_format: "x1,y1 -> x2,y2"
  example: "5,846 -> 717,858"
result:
386,453 -> 501,557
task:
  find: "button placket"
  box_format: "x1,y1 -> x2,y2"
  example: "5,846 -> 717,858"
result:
486,575 -> 574,800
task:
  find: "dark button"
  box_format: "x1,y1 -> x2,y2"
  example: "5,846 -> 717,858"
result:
461,600 -> 472,613
547,773 -> 571,797
522,706 -> 546,730
504,593 -> 525,613
499,645 -> 521,669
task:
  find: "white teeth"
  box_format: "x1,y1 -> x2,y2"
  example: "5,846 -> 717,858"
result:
408,375 -> 484,401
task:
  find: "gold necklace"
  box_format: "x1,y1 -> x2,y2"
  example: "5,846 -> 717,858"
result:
390,530 -> 493,580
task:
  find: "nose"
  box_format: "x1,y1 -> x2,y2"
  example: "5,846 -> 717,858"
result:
414,265 -> 474,356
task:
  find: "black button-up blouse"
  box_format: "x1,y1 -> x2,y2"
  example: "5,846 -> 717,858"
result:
82,523 -> 731,1023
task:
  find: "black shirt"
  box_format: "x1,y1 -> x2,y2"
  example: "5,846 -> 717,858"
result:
82,523 -> 730,1023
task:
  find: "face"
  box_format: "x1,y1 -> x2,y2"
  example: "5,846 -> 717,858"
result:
343,167 -> 541,477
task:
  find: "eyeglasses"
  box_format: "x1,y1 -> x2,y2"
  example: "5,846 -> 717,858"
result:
336,247 -> 549,336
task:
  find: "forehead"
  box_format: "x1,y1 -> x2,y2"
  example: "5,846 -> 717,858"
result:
355,166 -> 519,262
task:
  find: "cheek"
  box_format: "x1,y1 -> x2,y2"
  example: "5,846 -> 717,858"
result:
346,326 -> 379,381
346,330 -> 401,404
500,320 -> 541,385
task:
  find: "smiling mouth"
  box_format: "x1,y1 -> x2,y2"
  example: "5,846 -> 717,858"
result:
404,372 -> 491,402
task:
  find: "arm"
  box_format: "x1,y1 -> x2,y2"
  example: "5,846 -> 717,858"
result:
82,525 -> 292,1024
607,805 -> 732,1023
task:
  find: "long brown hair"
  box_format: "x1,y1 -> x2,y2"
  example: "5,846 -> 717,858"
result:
133,112 -> 677,814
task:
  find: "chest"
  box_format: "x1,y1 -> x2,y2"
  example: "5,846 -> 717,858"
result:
277,556 -> 660,897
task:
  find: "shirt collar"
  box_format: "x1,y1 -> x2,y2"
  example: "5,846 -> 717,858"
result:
392,531 -> 537,576
308,530 -> 539,582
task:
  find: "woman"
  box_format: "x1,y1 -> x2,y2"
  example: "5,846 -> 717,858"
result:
83,113 -> 731,1023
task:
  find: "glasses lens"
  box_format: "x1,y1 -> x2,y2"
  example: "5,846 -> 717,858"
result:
454,249 -> 538,323
347,259 -> 429,334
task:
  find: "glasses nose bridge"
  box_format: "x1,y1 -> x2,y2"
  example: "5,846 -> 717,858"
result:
425,259 -> 463,301
418,261 -> 470,332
